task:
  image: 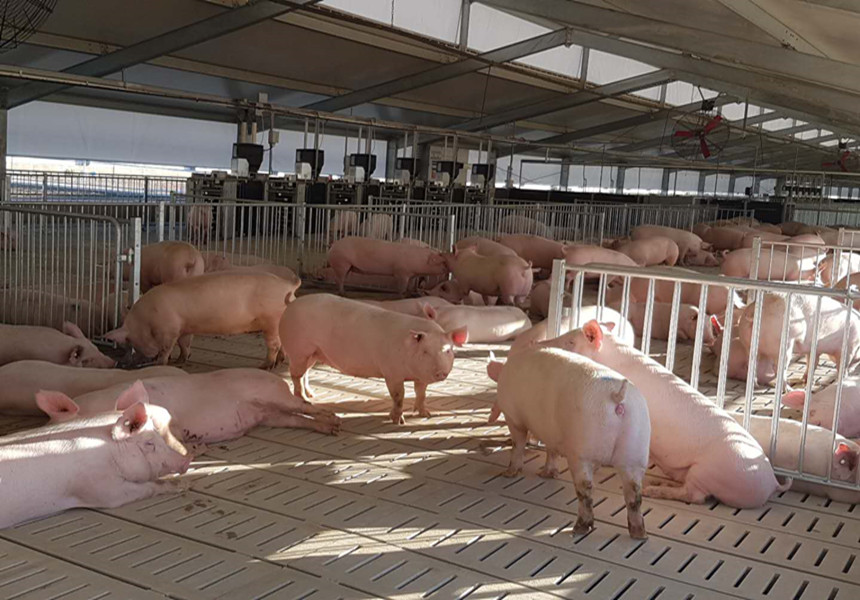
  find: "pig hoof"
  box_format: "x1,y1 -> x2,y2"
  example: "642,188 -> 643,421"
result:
572,520 -> 594,536
501,467 -> 521,478
628,527 -> 647,540
389,410 -> 406,425
415,409 -> 432,418
538,467 -> 559,479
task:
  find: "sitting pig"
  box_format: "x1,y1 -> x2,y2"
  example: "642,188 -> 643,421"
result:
492,347 -> 649,538
123,241 -> 205,294
0,322 -> 115,368
279,294 -> 467,424
328,237 -> 447,295
442,246 -> 533,306
105,272 -> 294,367
0,382 -> 191,529
0,360 -> 184,415
38,371 -> 341,442
782,377 -> 860,438
565,320 -> 791,507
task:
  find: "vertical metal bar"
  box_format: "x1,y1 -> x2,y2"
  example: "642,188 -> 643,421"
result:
742,290 -> 765,432
641,279 -> 655,356
768,292 -> 795,462
157,201 -> 165,243
826,300 -> 854,482
716,290 -> 736,409
665,281 -> 682,371
130,217 -> 142,307
690,283 -> 708,389
547,258 -> 566,338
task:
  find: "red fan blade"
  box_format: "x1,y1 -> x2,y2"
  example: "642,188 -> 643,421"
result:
840,160 -> 849,172
700,137 -> 711,159
673,130 -> 695,138
702,115 -> 723,135
822,161 -> 837,168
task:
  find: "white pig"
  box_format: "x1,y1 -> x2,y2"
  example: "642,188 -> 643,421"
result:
0,322 -> 115,368
279,294 -> 467,424
510,306 -> 635,355
493,347 -> 649,538
782,378 -> 860,438
442,246 -> 533,306
432,305 -> 531,343
564,320 -> 791,507
0,382 -> 191,529
619,301 -> 716,345
362,297 -> 452,317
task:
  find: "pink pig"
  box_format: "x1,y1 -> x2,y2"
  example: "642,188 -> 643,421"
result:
564,320 -> 791,507
619,301 -> 716,345
0,322 -> 115,368
614,237 -> 680,266
630,225 -> 711,265
782,377 -> 860,438
328,236 -> 447,295
0,382 -> 191,529
492,347 -> 649,538
497,234 -> 565,270
456,236 -> 517,257
279,294 -> 467,424
123,241 -> 205,294
39,371 -> 341,442
442,246 -> 533,306
563,244 -> 640,275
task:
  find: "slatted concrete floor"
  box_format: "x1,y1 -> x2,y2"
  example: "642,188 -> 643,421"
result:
0,330 -> 858,600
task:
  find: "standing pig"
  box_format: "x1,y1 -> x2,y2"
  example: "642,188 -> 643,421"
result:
328,237 -> 447,295
456,236 -> 517,257
782,377 -> 860,438
39,371 -> 341,441
105,272 -> 293,367
614,237 -> 680,266
279,294 -> 467,424
186,205 -> 213,246
738,293 -> 860,386
618,301 -> 715,345
0,322 -> 115,368
432,305 -> 531,343
0,360 -> 184,415
614,270 -> 743,317
563,244 -> 639,275
222,264 -> 301,300
442,246 -> 533,306
0,382 -> 191,529
124,241 -> 205,294
702,226 -> 751,251
358,214 -> 394,240
493,347 -> 649,538
497,234 -> 565,270
565,320 -> 791,507
630,225 -> 710,265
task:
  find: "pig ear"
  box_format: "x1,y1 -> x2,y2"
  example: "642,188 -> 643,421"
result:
112,400 -> 150,441
836,443 -> 858,471
600,321 -> 616,332
421,303 -> 437,320
62,321 -> 85,339
104,327 -> 129,345
782,390 -> 806,408
710,315 -> 723,334
114,380 -> 150,411
35,390 -> 80,421
450,327 -> 469,346
582,320 -> 603,350
67,345 -> 84,366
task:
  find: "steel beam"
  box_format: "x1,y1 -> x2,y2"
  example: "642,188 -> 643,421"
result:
7,0 -> 319,108
713,0 -> 824,55
304,28 -> 570,113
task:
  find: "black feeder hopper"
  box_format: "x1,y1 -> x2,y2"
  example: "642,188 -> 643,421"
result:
471,163 -> 495,182
233,143 -> 264,175
434,160 -> 464,181
348,153 -> 377,178
395,157 -> 419,178
296,148 -> 325,179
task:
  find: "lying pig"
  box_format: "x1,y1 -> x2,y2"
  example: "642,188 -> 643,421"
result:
0,382 -> 191,529
563,244 -> 639,275
432,305 -> 531,343
731,413 -> 860,504
456,236 -> 517,257
780,221 -> 808,236
611,269 -> 743,317
493,348 -> 649,538
497,234 -> 565,270
740,231 -> 789,248
0,360 -> 184,415
565,320 -> 791,507
702,226 -> 750,251
362,297 -> 452,317
720,247 -> 821,281
279,294 -> 467,424
105,272 -> 293,367
711,329 -> 777,385
201,251 -> 232,272
0,322 -> 115,368
613,237 -> 680,266
0,290 -> 115,337
510,306 -> 635,355
738,294 -> 860,387
421,280 -> 487,306
528,280 -> 569,318
819,252 -> 860,287
328,236 -> 447,295
617,301 -> 716,345
123,241 -> 205,294
782,377 -> 860,438
40,371 -> 341,441
630,225 -> 711,265
442,246 -> 532,306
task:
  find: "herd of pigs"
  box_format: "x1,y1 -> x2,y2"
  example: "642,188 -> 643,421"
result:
2,216 -> 860,543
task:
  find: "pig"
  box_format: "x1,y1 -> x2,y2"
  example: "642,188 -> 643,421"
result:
395,237 -> 431,248
564,320 -> 792,507
630,225 -> 711,265
0,360 -> 184,416
329,210 -> 359,242
731,413 -> 860,503
610,270 -> 743,317
123,241 -> 205,294
720,247 -> 822,281
740,231 -> 790,248
786,233 -> 825,248
497,234 -> 565,270
738,294 -> 860,387
617,301 -> 716,345
221,264 -> 301,300
702,226 -> 750,251
456,236 -> 518,257
782,378 -> 860,438
362,297 -> 453,317
755,223 -> 783,235
432,305 -> 531,343
328,237 -> 447,295
186,204 -> 213,246
358,214 -> 394,240
818,252 -> 860,286
0,382 -> 191,529
0,290 -> 115,337
493,347 -> 649,538
278,294 -> 467,424
685,248 -> 721,267
0,322 -> 115,368
201,251 -> 232,272
780,221 -> 808,236
528,280 -> 567,318
499,215 -> 553,238
510,306 -> 635,355
710,312 -> 777,384
40,371 -> 341,441
105,272 -> 293,368
833,272 -> 860,310
442,246 -> 533,306
420,280 -> 486,305
563,244 -> 640,276
613,237 -> 680,266
692,223 -> 711,238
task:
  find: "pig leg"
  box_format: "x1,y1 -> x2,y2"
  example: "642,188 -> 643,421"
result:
264,412 -> 340,435
643,476 -> 708,504
538,450 -> 562,479
413,381 -> 432,418
569,459 -> 595,535
177,334 -> 193,364
331,261 -> 351,295
499,295 -> 515,306
502,422 -> 528,477
289,354 -> 316,400
386,379 -> 407,425
260,328 -> 282,370
156,338 -> 178,365
618,466 -> 647,539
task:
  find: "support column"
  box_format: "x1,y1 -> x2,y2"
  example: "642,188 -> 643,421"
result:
0,91 -> 7,203
615,167 -> 626,194
728,174 -> 738,196
559,161 -> 570,191
385,138 -> 398,182
458,0 -> 471,51
660,168 -> 672,196
697,171 -> 707,196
